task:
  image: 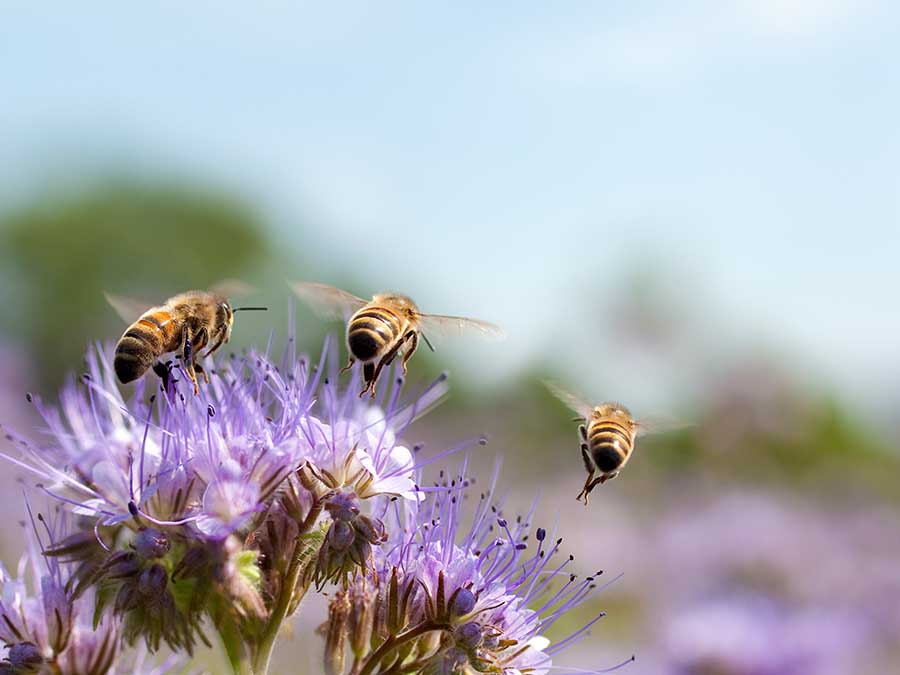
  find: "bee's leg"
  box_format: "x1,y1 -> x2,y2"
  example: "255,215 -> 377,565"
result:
576,477 -> 593,504
580,444 -> 593,473
579,424 -> 588,442
576,444 -> 595,504
365,338 -> 408,398
579,475 -> 605,505
152,360 -> 175,392
190,328 -> 211,386
400,331 -> 418,376
340,357 -> 356,374
181,332 -> 200,396
204,329 -> 226,358
362,356 -> 390,399
599,471 -> 619,484
359,362 -> 376,398
194,361 -> 210,385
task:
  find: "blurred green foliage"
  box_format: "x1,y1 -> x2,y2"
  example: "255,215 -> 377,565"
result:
0,184 -> 270,388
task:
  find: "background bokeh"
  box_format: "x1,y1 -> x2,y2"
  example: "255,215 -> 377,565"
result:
2,2 -> 898,673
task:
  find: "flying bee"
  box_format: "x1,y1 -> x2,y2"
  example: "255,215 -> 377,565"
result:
544,381 -> 684,504
106,283 -> 266,395
290,282 -> 505,398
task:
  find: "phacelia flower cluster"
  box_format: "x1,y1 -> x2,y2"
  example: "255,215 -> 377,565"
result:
321,459 -> 632,675
0,509 -> 184,675
0,332 -> 620,674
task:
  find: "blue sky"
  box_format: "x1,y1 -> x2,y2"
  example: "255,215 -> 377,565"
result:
2,1 -> 898,418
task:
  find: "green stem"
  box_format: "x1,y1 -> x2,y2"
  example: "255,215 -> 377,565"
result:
357,622 -> 447,675
218,614 -> 254,675
251,500 -> 325,674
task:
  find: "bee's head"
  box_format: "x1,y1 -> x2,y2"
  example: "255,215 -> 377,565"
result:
217,300 -> 235,342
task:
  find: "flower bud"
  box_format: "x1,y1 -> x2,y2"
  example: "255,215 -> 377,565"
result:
40,577 -> 72,654
7,642 -> 43,673
138,564 -> 169,599
348,538 -> 371,568
134,528 -> 170,559
348,583 -> 374,659
422,647 -> 468,675
325,492 -> 360,522
114,581 -> 141,613
454,622 -> 483,651
324,592 -> 350,675
329,520 -> 355,552
482,627 -> 501,650
172,546 -> 210,580
105,551 -> 140,579
354,514 -> 386,544
448,587 -> 476,619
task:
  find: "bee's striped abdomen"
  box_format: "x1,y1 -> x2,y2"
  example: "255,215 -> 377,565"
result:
114,311 -> 177,384
587,418 -> 633,472
347,306 -> 402,362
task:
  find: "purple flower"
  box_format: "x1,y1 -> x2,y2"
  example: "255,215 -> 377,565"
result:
0,509 -> 126,675
1,330 -> 624,675
0,337 -> 455,663
325,460 -> 629,675
662,593 -> 869,675
1,340 -> 446,544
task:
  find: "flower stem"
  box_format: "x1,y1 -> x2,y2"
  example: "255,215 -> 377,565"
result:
251,500 -> 325,674
357,621 -> 447,675
218,614 -> 254,675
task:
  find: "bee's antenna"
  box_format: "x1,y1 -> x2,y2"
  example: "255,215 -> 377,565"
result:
233,306 -> 269,312
421,332 -> 436,352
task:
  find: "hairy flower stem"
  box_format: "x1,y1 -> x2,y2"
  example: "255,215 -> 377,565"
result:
218,614 -> 255,675
356,621 -> 448,675
251,499 -> 326,675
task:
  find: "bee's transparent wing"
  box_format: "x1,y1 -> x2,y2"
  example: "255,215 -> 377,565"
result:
542,380 -> 594,420
634,415 -> 692,438
289,281 -> 368,320
104,292 -> 155,324
210,279 -> 256,298
416,313 -> 506,347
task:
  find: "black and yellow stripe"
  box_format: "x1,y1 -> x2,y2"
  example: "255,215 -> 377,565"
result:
347,306 -> 402,362
114,311 -> 177,384
587,418 -> 633,472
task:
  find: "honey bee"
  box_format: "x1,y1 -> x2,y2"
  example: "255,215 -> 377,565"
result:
290,282 -> 504,397
544,381 -> 684,504
106,285 -> 266,395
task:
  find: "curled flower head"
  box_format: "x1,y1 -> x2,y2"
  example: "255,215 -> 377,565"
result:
327,460 -> 629,675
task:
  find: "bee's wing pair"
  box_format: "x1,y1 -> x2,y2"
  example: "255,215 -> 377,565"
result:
632,415 -> 691,438
288,282 -> 368,319
543,380 -> 689,437
543,380 -> 595,420
289,281 -> 506,344
105,279 -> 254,323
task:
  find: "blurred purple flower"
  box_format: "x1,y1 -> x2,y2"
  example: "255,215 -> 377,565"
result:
663,594 -> 868,675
